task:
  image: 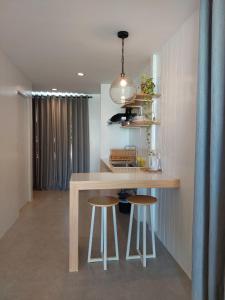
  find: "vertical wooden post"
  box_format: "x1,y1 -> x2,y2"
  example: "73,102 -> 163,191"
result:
69,183 -> 79,272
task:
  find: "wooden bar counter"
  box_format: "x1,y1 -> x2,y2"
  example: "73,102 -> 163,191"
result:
69,170 -> 180,272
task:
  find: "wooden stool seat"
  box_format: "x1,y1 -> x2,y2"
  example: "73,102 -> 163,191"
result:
88,196 -> 119,207
127,195 -> 157,205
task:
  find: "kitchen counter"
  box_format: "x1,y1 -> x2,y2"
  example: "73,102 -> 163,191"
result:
101,158 -> 148,173
69,170 -> 180,272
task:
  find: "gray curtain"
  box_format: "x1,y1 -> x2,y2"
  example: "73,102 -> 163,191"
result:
33,95 -> 89,190
71,98 -> 90,172
192,1 -> 225,299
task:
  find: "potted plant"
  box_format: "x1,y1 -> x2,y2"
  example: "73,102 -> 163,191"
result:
140,75 -> 157,168
140,75 -> 156,121
141,74 -> 155,96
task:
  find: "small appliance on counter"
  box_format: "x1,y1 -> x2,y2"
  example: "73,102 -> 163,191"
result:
148,151 -> 162,171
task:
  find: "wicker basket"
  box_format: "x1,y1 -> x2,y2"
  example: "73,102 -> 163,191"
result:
110,149 -> 136,162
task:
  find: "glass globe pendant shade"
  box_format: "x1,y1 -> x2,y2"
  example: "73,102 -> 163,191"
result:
110,74 -> 136,104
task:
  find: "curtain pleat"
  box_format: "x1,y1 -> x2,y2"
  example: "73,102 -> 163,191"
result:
192,0 -> 225,299
71,96 -> 90,173
33,95 -> 89,190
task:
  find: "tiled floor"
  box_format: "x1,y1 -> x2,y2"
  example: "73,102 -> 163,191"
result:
0,191 -> 191,300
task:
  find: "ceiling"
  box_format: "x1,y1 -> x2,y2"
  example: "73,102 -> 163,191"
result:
0,0 -> 199,93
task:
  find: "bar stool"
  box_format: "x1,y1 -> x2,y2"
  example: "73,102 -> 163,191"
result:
126,195 -> 157,267
88,196 -> 119,270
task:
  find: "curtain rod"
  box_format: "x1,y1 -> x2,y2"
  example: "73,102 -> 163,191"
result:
31,91 -> 93,98
17,90 -> 31,97
17,90 -> 93,99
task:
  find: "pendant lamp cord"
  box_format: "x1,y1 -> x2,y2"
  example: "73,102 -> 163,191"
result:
121,38 -> 125,76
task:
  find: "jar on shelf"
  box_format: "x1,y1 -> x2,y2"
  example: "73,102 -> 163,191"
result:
148,151 -> 161,171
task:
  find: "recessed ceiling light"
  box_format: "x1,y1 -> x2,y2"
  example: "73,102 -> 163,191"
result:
77,72 -> 85,77
52,88 -> 57,91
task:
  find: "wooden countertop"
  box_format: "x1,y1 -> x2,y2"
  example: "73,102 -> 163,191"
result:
70,171 -> 180,190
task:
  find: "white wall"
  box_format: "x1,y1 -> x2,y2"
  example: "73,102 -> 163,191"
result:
129,11 -> 199,277
100,84 -> 129,159
0,49 -> 32,238
129,128 -> 148,156
89,94 -> 101,172
156,11 -> 199,277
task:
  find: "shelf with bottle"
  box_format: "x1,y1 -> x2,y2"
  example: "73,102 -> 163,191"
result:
120,120 -> 160,128
135,93 -> 161,100
121,93 -> 161,108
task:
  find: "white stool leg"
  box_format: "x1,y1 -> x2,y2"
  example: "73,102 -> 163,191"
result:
88,206 -> 96,262
112,206 -> 119,260
101,207 -> 103,254
150,205 -> 156,258
136,206 -> 140,251
143,205 -> 147,267
126,204 -> 134,259
103,207 -> 107,270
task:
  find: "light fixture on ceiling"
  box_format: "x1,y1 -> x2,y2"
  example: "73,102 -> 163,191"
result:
52,88 -> 57,91
77,72 -> 85,77
110,31 -> 136,104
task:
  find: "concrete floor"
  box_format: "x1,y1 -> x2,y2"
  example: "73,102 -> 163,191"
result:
0,191 -> 191,300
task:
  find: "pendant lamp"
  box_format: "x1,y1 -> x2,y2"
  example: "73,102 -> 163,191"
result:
110,31 -> 136,104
